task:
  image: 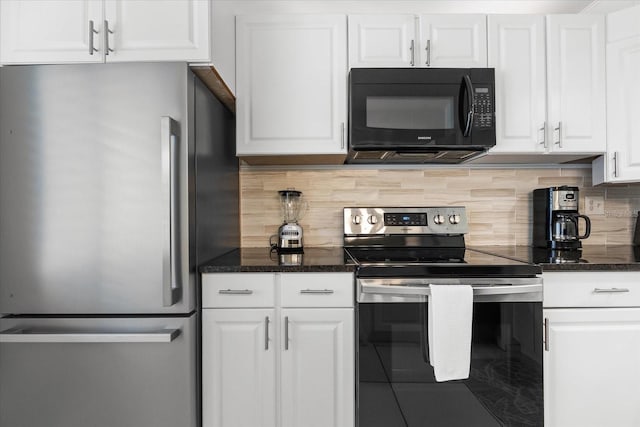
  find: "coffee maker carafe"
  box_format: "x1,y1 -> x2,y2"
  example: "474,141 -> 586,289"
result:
533,186 -> 591,249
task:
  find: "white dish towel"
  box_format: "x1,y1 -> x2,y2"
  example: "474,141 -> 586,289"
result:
428,284 -> 474,382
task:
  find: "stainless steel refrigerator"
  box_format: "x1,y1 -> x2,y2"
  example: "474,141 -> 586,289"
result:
0,63 -> 239,427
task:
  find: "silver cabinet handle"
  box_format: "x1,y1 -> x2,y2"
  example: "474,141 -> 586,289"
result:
594,288 -> 630,293
613,151 -> 619,178
218,289 -> 254,295
554,121 -> 562,147
161,117 -> 181,307
104,20 -> 114,55
341,122 -> 345,149
89,20 -> 99,55
264,316 -> 270,350
300,289 -> 335,295
0,328 -> 180,343
544,318 -> 549,351
425,39 -> 431,66
284,316 -> 289,350
410,39 -> 415,66
539,122 -> 547,148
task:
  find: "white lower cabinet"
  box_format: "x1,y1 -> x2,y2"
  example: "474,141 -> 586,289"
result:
543,272 -> 640,427
202,272 -> 355,427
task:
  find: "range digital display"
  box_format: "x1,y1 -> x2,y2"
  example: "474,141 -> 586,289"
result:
384,213 -> 428,226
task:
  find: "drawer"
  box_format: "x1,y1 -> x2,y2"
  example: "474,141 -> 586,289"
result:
280,273 -> 354,308
544,272 -> 640,308
202,273 -> 275,308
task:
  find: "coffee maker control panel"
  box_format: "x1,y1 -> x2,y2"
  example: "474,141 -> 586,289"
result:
552,189 -> 579,211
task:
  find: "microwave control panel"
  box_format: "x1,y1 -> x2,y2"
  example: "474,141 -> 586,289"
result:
472,86 -> 494,129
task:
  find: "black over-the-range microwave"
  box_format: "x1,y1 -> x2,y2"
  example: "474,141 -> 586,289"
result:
347,68 -> 496,164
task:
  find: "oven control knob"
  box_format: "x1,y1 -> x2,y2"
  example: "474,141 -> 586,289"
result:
449,214 -> 461,224
352,215 -> 362,225
433,214 -> 445,225
368,215 -> 378,225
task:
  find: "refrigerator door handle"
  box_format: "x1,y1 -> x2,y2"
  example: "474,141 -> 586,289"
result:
0,327 -> 181,343
161,116 -> 181,307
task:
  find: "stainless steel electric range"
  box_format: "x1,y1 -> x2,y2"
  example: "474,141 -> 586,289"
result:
344,207 -> 543,427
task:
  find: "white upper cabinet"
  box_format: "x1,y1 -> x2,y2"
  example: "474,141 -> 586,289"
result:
103,0 -> 211,62
488,14 -> 605,156
236,15 -> 348,157
348,15 -> 417,68
488,15 -> 547,154
419,14 -> 487,67
0,0 -> 103,64
0,0 -> 211,64
348,14 -> 487,69
546,15 -> 606,154
593,4 -> 640,184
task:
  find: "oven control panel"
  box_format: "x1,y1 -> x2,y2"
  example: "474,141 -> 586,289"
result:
344,207 -> 468,235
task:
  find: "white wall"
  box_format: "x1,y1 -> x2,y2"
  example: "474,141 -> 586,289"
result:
213,0 -> 599,92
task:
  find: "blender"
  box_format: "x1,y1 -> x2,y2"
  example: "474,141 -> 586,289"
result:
271,189 -> 307,253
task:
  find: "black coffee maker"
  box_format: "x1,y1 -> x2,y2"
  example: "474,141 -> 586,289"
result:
533,186 -> 591,249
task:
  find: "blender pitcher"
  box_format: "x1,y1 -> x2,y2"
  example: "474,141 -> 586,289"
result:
271,189 -> 307,252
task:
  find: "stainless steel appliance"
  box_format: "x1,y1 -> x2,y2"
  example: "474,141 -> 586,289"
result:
344,207 -> 543,427
347,68 -> 496,164
533,186 -> 591,250
272,189 -> 306,253
0,63 -> 239,427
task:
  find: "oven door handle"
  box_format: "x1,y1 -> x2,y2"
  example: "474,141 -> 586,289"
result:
361,283 -> 542,296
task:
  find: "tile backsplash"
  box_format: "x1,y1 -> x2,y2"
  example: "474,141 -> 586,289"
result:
240,167 -> 640,247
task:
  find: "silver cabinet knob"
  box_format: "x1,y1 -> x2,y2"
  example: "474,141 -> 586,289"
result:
449,214 -> 461,224
368,215 -> 378,225
433,214 -> 445,225
352,215 -> 362,225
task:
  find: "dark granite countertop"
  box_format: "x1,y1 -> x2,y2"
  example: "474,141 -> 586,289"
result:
199,247 -> 357,273
471,245 -> 640,271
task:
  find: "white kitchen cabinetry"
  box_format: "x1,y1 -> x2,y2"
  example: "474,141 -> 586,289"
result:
0,0 -> 211,64
543,272 -> 640,427
593,4 -> 640,184
202,272 -> 355,427
348,14 -> 486,69
488,14 -> 605,156
236,15 -> 347,160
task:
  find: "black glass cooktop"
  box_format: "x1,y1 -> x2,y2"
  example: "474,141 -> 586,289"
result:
345,247 -> 541,278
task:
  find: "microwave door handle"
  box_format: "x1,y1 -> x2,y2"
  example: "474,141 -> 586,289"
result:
461,75 -> 475,137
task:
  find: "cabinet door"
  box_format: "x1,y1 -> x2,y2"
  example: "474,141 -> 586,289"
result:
202,309 -> 276,427
236,15 -> 347,156
544,308 -> 640,427
104,0 -> 210,62
0,0 -> 103,64
419,14 -> 487,67
488,15 -> 547,153
601,35 -> 640,182
348,15 -> 417,68
281,308 -> 355,427
546,15 -> 606,154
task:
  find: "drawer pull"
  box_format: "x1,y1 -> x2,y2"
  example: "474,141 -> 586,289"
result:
300,289 -> 335,295
218,289 -> 254,295
593,288 -> 630,294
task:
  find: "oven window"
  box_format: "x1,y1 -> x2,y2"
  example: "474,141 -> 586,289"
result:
357,302 -> 543,427
366,96 -> 455,130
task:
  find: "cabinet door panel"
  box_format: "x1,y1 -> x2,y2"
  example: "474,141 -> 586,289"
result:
236,15 -> 347,156
605,35 -> 640,182
202,309 -> 276,427
544,308 -> 640,427
488,15 -> 546,153
0,0 -> 102,64
546,15 -> 605,154
420,15 -> 487,67
104,0 -> 210,62
348,15 -> 416,68
281,309 -> 354,427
